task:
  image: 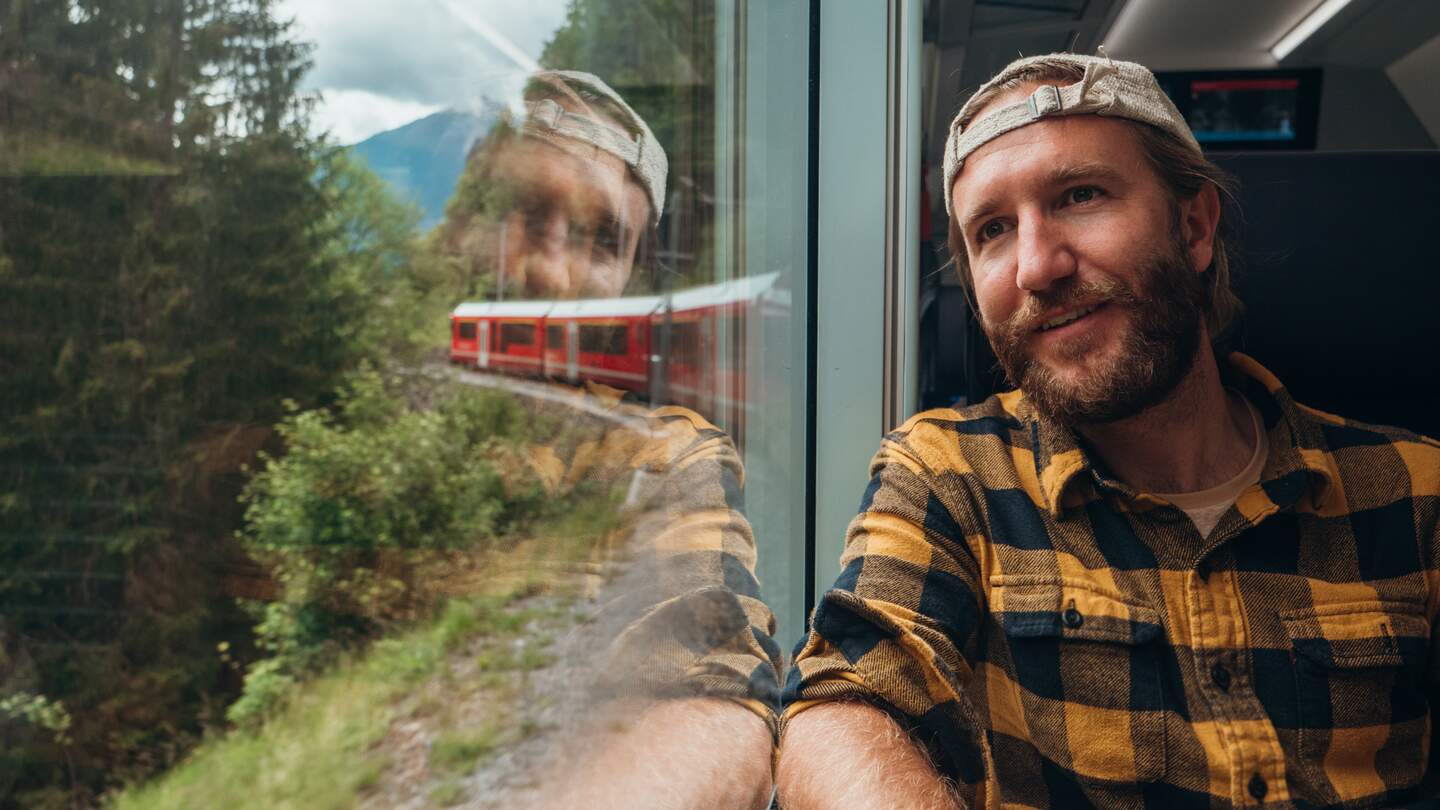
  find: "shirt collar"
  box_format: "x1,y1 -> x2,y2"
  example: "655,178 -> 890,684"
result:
1026,352 -> 1340,518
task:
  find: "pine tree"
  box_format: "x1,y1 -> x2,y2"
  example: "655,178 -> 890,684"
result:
0,1 -> 402,803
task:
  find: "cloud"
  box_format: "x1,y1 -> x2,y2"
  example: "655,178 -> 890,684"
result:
277,0 -> 568,141
308,89 -> 445,145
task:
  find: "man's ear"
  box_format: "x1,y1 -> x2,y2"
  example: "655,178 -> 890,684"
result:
1179,183 -> 1221,274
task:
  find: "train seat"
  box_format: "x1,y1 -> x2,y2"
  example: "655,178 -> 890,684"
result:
1217,150 -> 1440,439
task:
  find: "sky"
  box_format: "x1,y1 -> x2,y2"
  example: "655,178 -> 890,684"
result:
276,0 -> 571,144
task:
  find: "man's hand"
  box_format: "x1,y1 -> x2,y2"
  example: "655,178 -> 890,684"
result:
531,697 -> 773,810
777,701 -> 963,810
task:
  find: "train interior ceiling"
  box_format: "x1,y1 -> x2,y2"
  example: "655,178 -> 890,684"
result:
917,0 -> 1440,439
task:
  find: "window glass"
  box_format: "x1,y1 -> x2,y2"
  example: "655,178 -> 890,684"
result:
3,0 -> 810,805
500,322 -> 535,349
578,324 -> 628,355
670,321 -> 704,367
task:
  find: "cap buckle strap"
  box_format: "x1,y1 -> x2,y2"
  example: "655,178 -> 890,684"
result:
527,97 -> 565,131
1027,84 -> 1063,120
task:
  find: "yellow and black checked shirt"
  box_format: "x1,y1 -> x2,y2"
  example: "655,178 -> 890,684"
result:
520,382 -> 783,728
784,354 -> 1440,808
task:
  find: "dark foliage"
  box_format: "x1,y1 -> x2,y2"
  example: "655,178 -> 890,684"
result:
0,1 -> 428,805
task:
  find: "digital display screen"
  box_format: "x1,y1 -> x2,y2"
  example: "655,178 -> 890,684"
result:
1188,78 -> 1301,144
1156,69 -> 1321,151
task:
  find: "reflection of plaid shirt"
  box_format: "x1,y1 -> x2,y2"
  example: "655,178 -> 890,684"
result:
784,354 -> 1440,808
526,383 -> 782,730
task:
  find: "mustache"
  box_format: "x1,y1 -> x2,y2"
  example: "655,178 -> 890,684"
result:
995,276 -> 1138,339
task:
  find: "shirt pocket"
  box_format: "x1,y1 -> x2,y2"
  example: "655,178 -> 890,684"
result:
991,576 -> 1167,783
1280,601 -> 1430,805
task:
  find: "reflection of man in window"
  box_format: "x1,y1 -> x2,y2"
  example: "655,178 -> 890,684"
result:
779,53 -> 1440,809
448,70 -> 662,300
456,71 -> 776,809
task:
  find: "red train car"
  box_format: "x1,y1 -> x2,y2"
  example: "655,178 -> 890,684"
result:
450,274 -> 782,428
544,296 -> 661,391
451,301 -> 552,376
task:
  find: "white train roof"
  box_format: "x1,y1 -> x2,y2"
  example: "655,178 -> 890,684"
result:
452,300 -> 555,318
548,295 -> 663,318
669,272 -> 781,312
451,272 -> 785,320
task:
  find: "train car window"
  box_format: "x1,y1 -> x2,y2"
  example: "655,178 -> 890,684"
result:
578,324 -> 627,355
499,322 -> 534,350
716,315 -> 744,372
6,0 -> 814,806
669,321 -> 703,367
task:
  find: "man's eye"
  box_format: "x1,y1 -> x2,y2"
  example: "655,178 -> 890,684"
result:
977,220 -> 1009,244
1066,186 -> 1102,205
592,229 -> 620,258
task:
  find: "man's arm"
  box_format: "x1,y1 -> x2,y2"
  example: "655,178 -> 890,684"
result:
777,702 -> 963,810
534,697 -> 773,810
779,425 -> 989,804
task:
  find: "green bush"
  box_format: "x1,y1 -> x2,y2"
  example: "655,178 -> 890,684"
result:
230,368 -> 552,724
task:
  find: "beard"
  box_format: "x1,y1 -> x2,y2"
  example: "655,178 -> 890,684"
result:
982,226 -> 1208,428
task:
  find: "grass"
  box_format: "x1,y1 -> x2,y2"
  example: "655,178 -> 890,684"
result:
429,724 -> 502,773
106,661 -> 394,810
108,576 -> 564,810
427,777 -> 465,807
107,459 -> 621,810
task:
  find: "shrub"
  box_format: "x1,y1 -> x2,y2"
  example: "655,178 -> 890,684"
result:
230,368 -> 551,723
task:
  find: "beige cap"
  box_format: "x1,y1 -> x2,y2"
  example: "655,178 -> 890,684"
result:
521,70 -> 668,224
941,53 -> 1201,217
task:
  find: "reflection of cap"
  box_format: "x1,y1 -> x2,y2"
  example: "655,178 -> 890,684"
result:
942,53 -> 1201,217
522,70 -> 668,224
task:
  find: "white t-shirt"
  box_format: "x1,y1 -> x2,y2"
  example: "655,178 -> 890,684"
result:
1154,395 -> 1267,538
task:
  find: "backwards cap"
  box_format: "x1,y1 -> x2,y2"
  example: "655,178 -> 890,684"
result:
942,53 -> 1201,217
521,70 -> 669,224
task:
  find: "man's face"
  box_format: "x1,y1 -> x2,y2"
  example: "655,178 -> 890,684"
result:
492,134 -> 650,300
951,108 -> 1212,426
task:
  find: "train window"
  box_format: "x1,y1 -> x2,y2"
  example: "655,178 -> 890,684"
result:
669,321 -> 703,367
8,0 -> 816,806
716,315 -> 744,372
577,324 -> 627,355
499,322 -> 534,350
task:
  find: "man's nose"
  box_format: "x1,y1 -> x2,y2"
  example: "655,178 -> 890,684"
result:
1013,215 -> 1077,293
537,209 -> 570,255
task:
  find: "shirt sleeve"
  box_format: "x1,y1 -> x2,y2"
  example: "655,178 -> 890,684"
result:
782,432 -> 988,785
590,406 -> 783,735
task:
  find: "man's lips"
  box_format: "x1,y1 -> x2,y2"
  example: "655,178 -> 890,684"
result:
1031,301 -> 1109,334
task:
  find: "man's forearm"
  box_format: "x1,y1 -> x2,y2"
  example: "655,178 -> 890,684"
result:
535,697 -> 773,810
777,701 -> 963,810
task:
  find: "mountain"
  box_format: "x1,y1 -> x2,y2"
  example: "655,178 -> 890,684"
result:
350,106 -> 500,230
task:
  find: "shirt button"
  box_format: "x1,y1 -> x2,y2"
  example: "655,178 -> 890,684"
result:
1248,772 -> 1267,801
1196,559 -> 1211,580
1210,663 -> 1232,692
1062,607 -> 1084,629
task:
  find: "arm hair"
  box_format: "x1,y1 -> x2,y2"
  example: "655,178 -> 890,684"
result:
776,701 -> 964,810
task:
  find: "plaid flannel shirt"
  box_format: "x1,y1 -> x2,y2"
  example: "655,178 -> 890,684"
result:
784,354 -> 1440,808
525,383 -> 783,729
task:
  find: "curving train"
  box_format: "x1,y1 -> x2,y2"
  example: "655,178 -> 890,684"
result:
450,273 -> 784,424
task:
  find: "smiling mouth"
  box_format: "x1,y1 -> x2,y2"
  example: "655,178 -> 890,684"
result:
1036,303 -> 1103,332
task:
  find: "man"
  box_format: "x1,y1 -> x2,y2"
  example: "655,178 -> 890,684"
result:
451,71 -> 777,809
442,69 -> 663,300
778,53 -> 1440,809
